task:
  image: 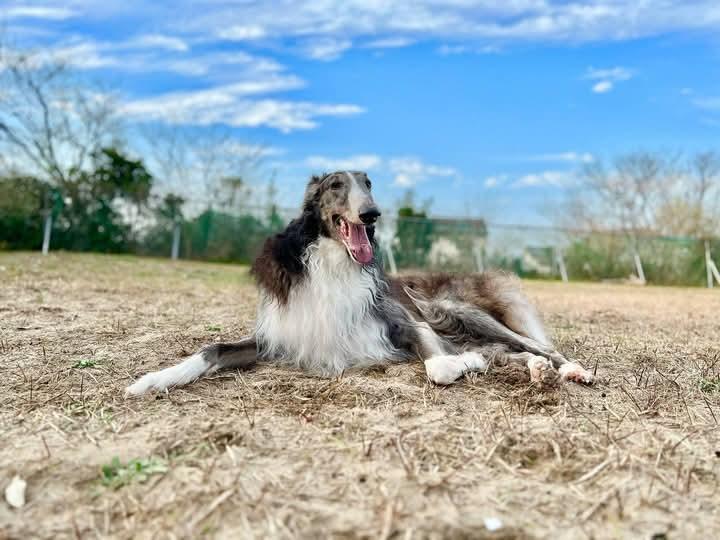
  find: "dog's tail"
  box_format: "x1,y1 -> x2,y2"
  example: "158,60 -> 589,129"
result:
124,337 -> 256,396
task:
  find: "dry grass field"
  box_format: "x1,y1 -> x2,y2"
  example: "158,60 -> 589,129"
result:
1,252 -> 719,539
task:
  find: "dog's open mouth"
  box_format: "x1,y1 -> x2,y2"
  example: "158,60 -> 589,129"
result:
336,217 -> 373,265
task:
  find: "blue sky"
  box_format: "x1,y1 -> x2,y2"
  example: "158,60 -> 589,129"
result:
3,1 -> 720,224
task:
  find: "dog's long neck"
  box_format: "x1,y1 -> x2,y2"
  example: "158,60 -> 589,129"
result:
251,216 -> 402,375
251,211 -> 381,304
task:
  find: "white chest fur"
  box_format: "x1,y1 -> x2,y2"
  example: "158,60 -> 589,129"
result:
255,238 -> 397,376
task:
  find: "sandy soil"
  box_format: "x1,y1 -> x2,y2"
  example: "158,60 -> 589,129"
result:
1,252 -> 718,539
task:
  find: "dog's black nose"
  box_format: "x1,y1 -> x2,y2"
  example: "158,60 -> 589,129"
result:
359,207 -> 381,224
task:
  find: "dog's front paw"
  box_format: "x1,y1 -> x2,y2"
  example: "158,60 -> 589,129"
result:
559,363 -> 594,385
425,352 -> 487,385
124,372 -> 161,397
425,355 -> 463,385
527,355 -> 554,384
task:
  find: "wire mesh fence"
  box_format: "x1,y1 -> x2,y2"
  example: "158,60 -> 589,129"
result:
377,216 -> 720,286
2,201 -> 720,287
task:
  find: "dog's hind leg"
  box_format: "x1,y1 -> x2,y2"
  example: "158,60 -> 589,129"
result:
496,350 -> 593,385
424,345 -> 591,386
423,343 -> 550,386
408,292 -> 556,358
497,348 -> 594,385
407,291 -> 593,385
125,336 -> 257,396
502,351 -> 554,383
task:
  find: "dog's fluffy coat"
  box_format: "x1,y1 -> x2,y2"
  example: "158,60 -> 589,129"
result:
126,171 -> 592,396
255,238 -> 403,375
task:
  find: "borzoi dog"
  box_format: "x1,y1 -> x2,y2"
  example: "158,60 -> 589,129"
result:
126,171 -> 593,396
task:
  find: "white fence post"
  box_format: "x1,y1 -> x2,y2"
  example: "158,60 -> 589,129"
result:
706,241 -> 713,289
472,240 -> 485,273
41,211 -> 52,255
633,251 -> 646,285
705,240 -> 720,288
383,241 -> 398,275
171,221 -> 181,260
555,248 -> 569,283
376,218 -> 398,275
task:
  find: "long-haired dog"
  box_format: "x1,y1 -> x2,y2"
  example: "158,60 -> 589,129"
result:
126,171 -> 593,396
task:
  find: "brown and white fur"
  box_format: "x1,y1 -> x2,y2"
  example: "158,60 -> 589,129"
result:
125,171 -> 593,396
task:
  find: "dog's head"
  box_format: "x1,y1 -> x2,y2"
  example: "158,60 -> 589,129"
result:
303,171 -> 381,265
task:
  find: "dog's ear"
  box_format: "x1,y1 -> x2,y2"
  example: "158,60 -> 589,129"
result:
302,174 -> 326,211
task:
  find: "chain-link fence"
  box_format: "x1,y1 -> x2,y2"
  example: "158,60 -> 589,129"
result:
0,201 -> 295,263
379,216 -> 720,287
3,202 -> 720,287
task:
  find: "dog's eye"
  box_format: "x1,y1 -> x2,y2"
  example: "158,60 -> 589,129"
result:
365,180 -> 372,189
330,180 -> 343,190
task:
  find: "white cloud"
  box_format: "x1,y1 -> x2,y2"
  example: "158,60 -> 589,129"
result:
223,142 -> 285,158
121,83 -> 364,133
585,66 -> 633,93
513,170 -> 572,188
531,152 -> 594,163
242,102 -> 364,132
363,37 -> 415,49
389,157 -> 456,187
11,35 -> 365,133
592,81 -> 613,93
47,41 -> 120,70
306,154 -> 382,171
16,1 -> 720,53
153,0 -> 720,52
119,79 -> 287,111
4,6 -> 77,20
437,44 -> 501,55
300,38 -> 353,61
26,38 -> 284,78
217,25 -> 267,41
585,66 -> 633,81
303,155 -> 456,185
125,34 -> 189,52
163,52 -> 283,77
484,175 -> 504,188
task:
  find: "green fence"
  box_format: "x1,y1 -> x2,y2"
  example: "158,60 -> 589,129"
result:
2,203 -> 720,287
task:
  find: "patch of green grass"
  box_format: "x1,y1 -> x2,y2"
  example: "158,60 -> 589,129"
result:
73,359 -> 97,369
100,457 -> 168,489
700,377 -> 720,393
206,324 -> 222,332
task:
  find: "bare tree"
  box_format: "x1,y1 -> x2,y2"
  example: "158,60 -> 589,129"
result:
219,175 -> 252,210
564,150 -> 720,238
0,45 -> 117,187
140,125 -> 263,214
650,151 -> 720,237
577,152 -> 669,233
688,151 -> 720,235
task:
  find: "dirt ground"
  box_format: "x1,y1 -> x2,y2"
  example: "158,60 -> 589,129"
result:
1,252 -> 718,540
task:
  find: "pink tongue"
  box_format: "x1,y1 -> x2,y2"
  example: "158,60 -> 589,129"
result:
348,223 -> 373,264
